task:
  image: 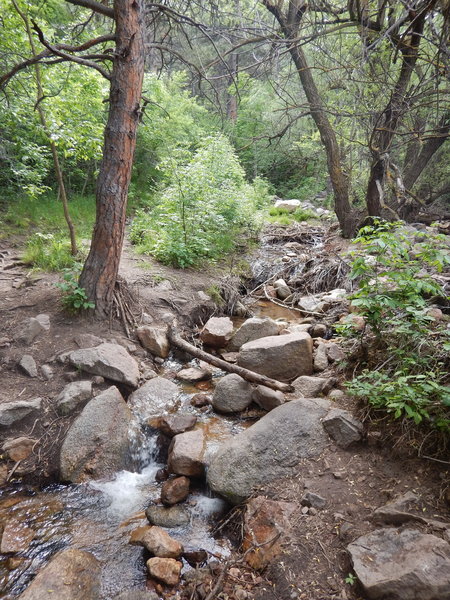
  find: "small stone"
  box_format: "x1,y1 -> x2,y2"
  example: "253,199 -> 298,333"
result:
15,315 -> 50,345
308,507 -> 318,516
326,342 -> 345,363
141,368 -> 157,381
146,505 -> 190,528
136,325 -> 170,358
323,409 -> 364,448
92,376 -> 105,385
274,279 -> 291,300
159,414 -> 197,437
292,375 -> 331,397
328,389 -> 345,399
168,429 -> 205,477
190,393 -> 211,407
18,355 -> 38,378
200,317 -> 234,348
155,468 -> 169,482
176,367 -> 211,383
161,476 -> 190,506
41,364 -> 53,380
146,557 -> 182,587
221,352 -> 239,363
252,385 -> 284,411
182,549 -> 208,567
313,343 -> 328,372
212,374 -> 253,413
74,333 -> 103,348
0,398 -> 42,426
130,526 -> 183,558
2,437 -> 37,461
310,323 -> 327,338
301,492 -> 326,509
55,381 -> 93,416
6,556 -> 25,570
301,506 -> 309,515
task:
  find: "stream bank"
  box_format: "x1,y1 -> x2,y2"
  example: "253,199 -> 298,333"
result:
0,224 -> 449,600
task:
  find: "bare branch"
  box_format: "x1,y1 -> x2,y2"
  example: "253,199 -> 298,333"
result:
64,0 -> 114,19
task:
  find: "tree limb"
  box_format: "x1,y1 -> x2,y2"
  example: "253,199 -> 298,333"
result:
64,0 -> 114,19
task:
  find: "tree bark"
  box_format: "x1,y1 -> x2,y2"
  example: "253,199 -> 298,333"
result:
169,324 -> 294,393
79,0 -> 144,317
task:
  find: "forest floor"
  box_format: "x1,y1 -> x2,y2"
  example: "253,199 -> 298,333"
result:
0,229 -> 449,600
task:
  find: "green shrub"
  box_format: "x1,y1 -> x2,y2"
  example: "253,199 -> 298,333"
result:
55,267 -> 95,313
341,220 -> 450,432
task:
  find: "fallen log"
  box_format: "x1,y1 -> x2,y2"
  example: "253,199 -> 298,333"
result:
168,324 -> 294,393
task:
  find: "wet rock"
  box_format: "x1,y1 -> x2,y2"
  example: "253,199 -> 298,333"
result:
136,325 -> 170,359
301,492 -> 326,509
18,355 -> 38,378
243,496 -> 296,570
190,393 -> 211,407
2,437 -> 37,461
146,557 -> 182,587
326,342 -> 345,363
114,590 -> 159,600
228,317 -> 280,351
252,385 -> 284,411
238,333 -> 313,382
60,386 -> 132,482
212,374 -> 253,414
159,414 -> 197,437
128,377 -> 179,423
348,528 -> 450,600
168,429 -> 206,477
41,364 -> 53,380
161,476 -> 190,505
0,398 -> 42,426
130,526 -> 183,558
65,343 -> 140,387
183,549 -> 208,567
18,549 -> 100,600
74,333 -> 103,348
15,314 -> 50,345
155,468 -> 169,482
146,505 -> 190,528
1,519 -> 34,553
322,408 -> 363,448
55,380 -> 92,416
200,317 -> 234,348
292,375 -> 334,397
207,398 -> 330,504
176,367 -> 211,382
274,279 -> 291,300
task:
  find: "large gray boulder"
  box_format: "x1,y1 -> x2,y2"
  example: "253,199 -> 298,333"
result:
18,549 -> 100,600
348,528 -> 450,600
65,343 -> 139,387
60,386 -> 132,482
207,398 -> 329,504
212,374 -> 253,413
128,377 -> 179,423
228,317 -> 280,351
237,333 -> 313,382
0,398 -> 42,426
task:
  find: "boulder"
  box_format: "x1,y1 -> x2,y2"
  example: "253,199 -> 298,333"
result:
228,317 -> 280,351
168,429 -> 206,477
273,279 -> 291,300
146,557 -> 182,587
200,317 -> 234,348
207,398 -> 330,504
66,343 -> 139,387
18,355 -> 38,378
1,519 -> 34,553
176,367 -> 211,382
136,325 -> 170,358
60,386 -> 132,482
17,549 -> 100,600
161,476 -> 190,505
2,437 -> 37,461
0,398 -> 42,426
130,526 -> 183,558
243,496 -> 296,570
128,377 -> 179,423
292,375 -> 334,397
55,381 -> 92,416
146,505 -> 190,528
322,409 -> 363,448
237,333 -> 313,382
212,374 -> 253,414
274,199 -> 301,212
252,385 -> 284,411
348,528 -> 450,600
159,414 -> 197,437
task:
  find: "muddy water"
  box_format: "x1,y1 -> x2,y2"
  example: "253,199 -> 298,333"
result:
0,359 -> 248,600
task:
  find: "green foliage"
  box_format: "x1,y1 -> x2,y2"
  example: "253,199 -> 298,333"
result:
23,233 -> 77,271
268,206 -> 315,224
341,220 -> 450,432
55,267 -> 94,313
344,573 -> 357,586
130,135 -> 269,268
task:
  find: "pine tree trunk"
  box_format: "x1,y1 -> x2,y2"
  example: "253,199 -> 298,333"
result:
79,0 -> 144,317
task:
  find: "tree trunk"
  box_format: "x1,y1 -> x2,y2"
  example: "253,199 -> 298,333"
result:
79,0 -> 144,317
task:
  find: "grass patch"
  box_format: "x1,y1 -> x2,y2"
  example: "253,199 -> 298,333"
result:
267,206 -> 315,224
